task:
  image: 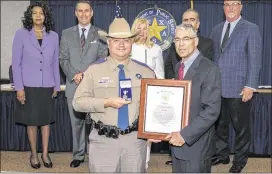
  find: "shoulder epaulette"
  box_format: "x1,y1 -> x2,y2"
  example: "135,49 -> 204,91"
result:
86,57 -> 108,70
131,59 -> 154,72
93,57 -> 108,65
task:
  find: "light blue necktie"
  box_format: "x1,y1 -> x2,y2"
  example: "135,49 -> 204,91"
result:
117,64 -> 129,130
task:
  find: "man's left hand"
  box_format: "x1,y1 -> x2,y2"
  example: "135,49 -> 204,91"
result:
165,132 -> 185,147
240,87 -> 254,102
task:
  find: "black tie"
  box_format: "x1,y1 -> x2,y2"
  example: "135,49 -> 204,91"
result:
221,23 -> 231,49
81,28 -> 86,49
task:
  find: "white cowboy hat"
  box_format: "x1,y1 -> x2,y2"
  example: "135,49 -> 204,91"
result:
98,17 -> 138,39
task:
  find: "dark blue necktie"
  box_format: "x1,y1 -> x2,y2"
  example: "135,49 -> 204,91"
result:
221,23 -> 230,49
117,64 -> 129,130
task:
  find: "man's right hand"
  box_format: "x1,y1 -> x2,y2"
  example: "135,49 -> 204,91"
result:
104,97 -> 131,109
17,89 -> 25,104
73,73 -> 83,85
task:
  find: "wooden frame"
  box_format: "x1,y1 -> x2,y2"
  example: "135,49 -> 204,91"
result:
138,79 -> 192,141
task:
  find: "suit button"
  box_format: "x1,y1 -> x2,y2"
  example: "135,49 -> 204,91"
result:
40,61 -> 42,63
40,69 -> 42,71
40,52 -> 42,54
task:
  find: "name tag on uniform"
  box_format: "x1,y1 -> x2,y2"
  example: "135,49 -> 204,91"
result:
120,79 -> 132,101
98,77 -> 110,84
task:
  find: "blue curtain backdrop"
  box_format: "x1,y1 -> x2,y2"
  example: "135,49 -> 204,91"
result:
30,0 -> 272,86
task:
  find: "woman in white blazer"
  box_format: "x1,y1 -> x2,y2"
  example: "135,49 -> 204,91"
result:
131,17 -> 165,169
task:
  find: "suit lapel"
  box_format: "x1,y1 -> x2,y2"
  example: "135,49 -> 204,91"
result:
174,62 -> 180,80
82,25 -> 96,55
29,28 -> 42,51
72,26 -> 81,53
217,23 -> 225,50
197,35 -> 204,51
41,31 -> 49,50
223,18 -> 245,50
183,54 -> 202,81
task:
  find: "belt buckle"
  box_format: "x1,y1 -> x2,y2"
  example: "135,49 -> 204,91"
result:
124,128 -> 130,134
119,129 -> 125,135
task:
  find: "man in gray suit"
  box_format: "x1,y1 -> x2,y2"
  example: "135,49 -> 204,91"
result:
59,0 -> 108,168
162,24 -> 221,173
210,0 -> 262,172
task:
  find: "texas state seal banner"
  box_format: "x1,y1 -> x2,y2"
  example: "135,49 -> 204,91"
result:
137,8 -> 176,51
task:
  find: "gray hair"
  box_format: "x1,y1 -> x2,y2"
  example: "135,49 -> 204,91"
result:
175,23 -> 197,37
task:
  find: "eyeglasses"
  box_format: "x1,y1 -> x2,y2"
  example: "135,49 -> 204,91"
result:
174,36 -> 196,43
224,2 -> 241,7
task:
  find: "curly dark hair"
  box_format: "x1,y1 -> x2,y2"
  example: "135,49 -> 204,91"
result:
22,1 -> 53,33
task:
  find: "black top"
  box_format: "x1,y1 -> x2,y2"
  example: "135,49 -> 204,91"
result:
38,39 -> 42,46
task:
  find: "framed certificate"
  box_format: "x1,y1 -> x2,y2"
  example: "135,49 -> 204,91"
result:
138,79 -> 192,141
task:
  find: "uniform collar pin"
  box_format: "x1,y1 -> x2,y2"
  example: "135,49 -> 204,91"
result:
136,73 -> 142,79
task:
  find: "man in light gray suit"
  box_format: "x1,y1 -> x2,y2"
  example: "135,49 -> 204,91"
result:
210,0 -> 262,172
59,0 -> 108,168
161,24 -> 221,173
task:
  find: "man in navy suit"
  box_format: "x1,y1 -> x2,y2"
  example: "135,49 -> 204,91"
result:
210,0 -> 262,173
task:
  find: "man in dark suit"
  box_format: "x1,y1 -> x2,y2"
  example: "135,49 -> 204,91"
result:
165,8 -> 213,79
59,0 -> 108,168
165,8 -> 214,166
210,0 -> 262,173
162,24 -> 221,173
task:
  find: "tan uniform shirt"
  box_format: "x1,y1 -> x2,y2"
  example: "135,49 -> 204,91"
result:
73,56 -> 155,126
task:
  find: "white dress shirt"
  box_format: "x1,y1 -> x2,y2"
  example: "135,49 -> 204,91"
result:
78,23 -> 91,39
131,43 -> 165,79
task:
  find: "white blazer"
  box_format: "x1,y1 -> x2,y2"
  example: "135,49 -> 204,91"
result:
130,43 -> 165,79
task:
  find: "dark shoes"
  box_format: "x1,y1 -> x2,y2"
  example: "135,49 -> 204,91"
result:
212,155 -> 230,165
212,155 -> 245,173
165,160 -> 172,165
41,154 -> 53,168
229,164 -> 245,173
30,155 -> 41,169
70,159 -> 84,168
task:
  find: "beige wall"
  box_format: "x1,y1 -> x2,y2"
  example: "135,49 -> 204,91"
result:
1,1 -> 30,79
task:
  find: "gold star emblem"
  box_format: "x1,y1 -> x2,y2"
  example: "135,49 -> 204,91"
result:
149,17 -> 167,41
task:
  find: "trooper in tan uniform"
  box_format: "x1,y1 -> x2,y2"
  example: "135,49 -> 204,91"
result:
72,17 -> 155,173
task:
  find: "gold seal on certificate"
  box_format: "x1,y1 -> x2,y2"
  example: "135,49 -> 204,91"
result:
152,91 -> 175,125
138,79 -> 192,140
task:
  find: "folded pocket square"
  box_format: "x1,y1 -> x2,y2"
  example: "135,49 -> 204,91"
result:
90,40 -> 97,44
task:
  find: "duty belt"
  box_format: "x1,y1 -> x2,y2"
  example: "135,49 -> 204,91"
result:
91,119 -> 138,139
